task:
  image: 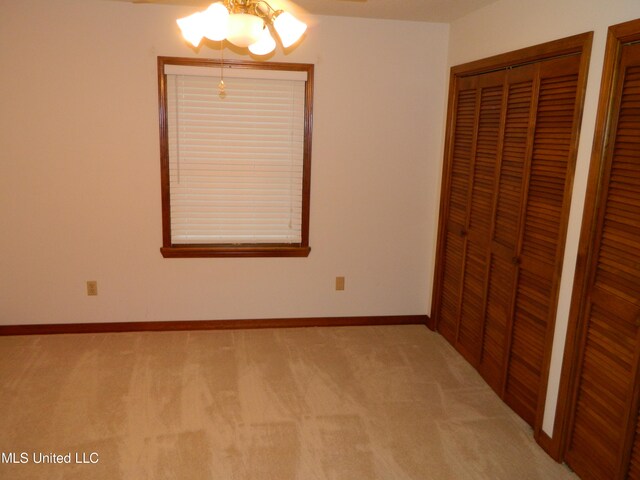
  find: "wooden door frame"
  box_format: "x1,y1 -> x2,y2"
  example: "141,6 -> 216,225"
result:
553,18 -> 640,465
430,31 -> 593,457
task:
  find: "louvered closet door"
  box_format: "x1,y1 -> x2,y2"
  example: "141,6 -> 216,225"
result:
480,63 -> 537,393
564,41 -> 640,480
436,75 -> 480,345
435,50 -> 584,429
455,71 -> 505,364
436,70 -> 505,361
504,54 -> 582,426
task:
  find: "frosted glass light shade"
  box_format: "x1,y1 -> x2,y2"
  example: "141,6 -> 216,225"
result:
273,11 -> 307,48
201,2 -> 229,41
248,27 -> 276,55
176,12 -> 205,47
226,13 -> 264,48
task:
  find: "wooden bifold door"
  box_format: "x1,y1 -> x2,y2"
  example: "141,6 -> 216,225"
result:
432,33 -> 592,434
558,18 -> 640,480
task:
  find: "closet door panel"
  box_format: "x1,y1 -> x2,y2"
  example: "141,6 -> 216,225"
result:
505,55 -> 581,425
565,44 -> 640,480
507,265 -> 554,424
447,80 -> 478,228
457,74 -> 504,363
457,240 -> 489,361
481,66 -> 536,392
439,230 -> 465,343
437,77 -> 478,343
482,253 -> 516,390
629,405 -> 640,479
567,301 -> 639,479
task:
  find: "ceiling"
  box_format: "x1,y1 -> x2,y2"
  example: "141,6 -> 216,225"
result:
115,0 -> 498,23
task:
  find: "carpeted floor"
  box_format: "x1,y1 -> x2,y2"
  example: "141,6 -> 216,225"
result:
0,325 -> 577,479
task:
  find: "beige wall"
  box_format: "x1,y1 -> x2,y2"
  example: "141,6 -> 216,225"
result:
0,0 -> 449,324
447,0 -> 640,438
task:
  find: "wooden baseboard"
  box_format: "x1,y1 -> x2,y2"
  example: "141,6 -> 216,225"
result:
0,315 -> 430,336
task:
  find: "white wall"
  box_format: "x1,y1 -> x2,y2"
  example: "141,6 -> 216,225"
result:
447,0 -> 640,437
0,0 -> 449,324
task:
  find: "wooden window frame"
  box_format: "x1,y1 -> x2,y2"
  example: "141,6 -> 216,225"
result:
157,56 -> 314,258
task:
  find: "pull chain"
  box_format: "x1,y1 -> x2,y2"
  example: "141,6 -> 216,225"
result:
218,40 -> 226,99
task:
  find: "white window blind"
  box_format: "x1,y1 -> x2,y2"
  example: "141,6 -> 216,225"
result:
166,68 -> 306,245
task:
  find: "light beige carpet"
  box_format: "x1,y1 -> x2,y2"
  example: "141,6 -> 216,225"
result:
0,325 -> 577,479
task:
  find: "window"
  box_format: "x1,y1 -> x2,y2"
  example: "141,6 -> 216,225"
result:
157,57 -> 314,258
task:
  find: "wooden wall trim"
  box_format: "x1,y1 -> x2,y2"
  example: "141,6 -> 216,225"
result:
0,315 -> 429,336
536,431 -> 560,462
451,32 -> 593,77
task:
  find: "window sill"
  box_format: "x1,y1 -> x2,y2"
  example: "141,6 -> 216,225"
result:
160,245 -> 311,258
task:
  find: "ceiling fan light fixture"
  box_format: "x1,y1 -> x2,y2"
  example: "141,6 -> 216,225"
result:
248,26 -> 276,55
201,2 -> 230,41
176,0 -> 307,53
176,11 -> 205,47
273,10 -> 307,48
227,12 -> 264,47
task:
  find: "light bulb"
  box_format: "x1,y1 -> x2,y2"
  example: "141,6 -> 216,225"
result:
226,13 -> 264,48
249,27 -> 276,55
273,11 -> 307,48
176,11 -> 205,47
201,2 -> 229,42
